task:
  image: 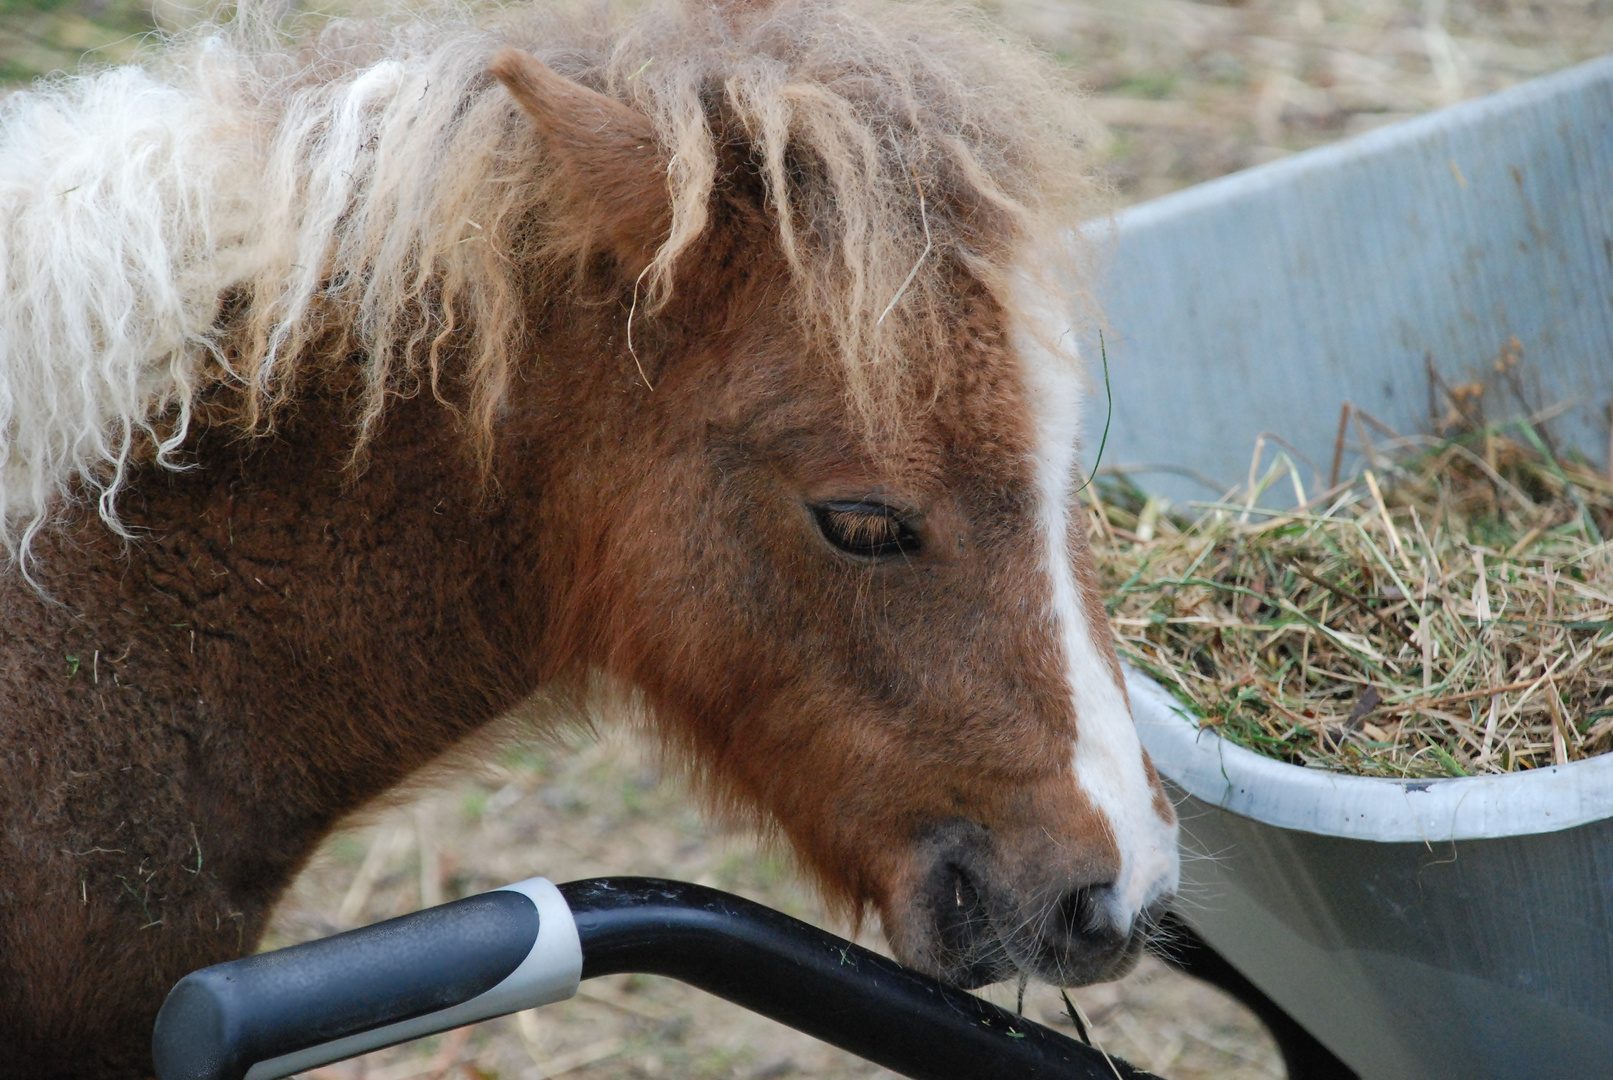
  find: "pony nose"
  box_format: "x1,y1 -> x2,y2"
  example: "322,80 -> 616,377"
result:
1035,881 -> 1164,986
1051,882 -> 1130,954
1058,883 -> 1115,939
907,819 -> 1159,988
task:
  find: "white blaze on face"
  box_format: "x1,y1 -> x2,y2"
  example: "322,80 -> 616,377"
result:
1010,267 -> 1180,931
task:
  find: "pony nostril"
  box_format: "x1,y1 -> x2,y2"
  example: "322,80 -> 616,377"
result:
1034,883 -> 1152,986
935,864 -> 992,957
912,823 -> 1022,987
1057,883 -> 1116,940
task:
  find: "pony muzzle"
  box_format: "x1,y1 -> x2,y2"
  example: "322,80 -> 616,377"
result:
898,820 -> 1164,991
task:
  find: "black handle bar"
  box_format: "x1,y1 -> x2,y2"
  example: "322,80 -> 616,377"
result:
152,876 -> 1160,1080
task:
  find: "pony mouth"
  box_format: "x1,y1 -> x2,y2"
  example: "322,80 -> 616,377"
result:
914,863 -> 1162,990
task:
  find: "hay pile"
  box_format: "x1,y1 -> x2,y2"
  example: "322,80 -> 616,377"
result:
1091,418 -> 1613,778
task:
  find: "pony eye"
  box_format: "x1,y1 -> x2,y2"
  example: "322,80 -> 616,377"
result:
812,501 -> 921,560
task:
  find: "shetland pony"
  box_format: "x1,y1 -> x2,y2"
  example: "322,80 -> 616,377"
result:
0,1 -> 1178,1074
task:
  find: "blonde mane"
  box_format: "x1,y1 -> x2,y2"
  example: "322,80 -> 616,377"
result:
0,0 -> 1097,562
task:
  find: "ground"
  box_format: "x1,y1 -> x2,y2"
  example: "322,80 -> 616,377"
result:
4,2 -> 1611,1078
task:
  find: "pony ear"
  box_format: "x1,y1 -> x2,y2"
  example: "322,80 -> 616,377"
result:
490,48 -> 671,277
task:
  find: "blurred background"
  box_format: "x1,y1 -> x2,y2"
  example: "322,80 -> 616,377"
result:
4,1 -> 1610,1077
7,0 -> 1613,202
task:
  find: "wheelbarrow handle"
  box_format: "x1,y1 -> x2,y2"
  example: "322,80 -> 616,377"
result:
152,878 -> 581,1080
153,876 -> 1158,1080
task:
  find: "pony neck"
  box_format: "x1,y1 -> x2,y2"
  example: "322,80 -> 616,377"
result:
10,383 -> 558,927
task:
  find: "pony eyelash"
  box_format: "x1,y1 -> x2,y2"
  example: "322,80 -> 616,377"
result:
813,501 -> 919,559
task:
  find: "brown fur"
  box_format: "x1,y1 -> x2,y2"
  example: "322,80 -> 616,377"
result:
0,5 -> 1157,1076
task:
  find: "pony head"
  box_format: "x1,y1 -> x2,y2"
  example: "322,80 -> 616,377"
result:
479,0 -> 1179,988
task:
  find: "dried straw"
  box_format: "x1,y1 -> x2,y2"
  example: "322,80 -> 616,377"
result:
1091,417 -> 1613,778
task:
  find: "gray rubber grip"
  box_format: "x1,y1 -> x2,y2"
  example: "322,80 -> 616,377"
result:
152,878 -> 582,1080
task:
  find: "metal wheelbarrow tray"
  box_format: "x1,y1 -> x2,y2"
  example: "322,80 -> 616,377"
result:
1093,53 -> 1613,1080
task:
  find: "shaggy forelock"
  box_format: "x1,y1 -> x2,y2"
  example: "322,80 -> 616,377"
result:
0,0 -> 1096,564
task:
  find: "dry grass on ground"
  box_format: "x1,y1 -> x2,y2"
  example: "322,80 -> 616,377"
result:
10,0 -> 1613,206
993,0 -> 1613,202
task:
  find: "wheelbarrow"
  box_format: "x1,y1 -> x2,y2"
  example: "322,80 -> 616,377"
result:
1088,48 -> 1613,1080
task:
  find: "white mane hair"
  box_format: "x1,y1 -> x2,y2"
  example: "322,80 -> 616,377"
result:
0,52 -> 265,561
0,0 -> 1097,567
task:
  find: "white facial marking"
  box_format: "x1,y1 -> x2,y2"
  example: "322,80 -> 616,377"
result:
1010,265 -> 1180,931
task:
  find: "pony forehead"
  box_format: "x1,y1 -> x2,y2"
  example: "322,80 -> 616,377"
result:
0,0 -> 1099,557
244,0 -> 1099,401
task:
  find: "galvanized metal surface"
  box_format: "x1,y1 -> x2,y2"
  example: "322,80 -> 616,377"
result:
1131,672 -> 1613,1079
1083,55 -> 1613,503
1097,53 -> 1613,1080
1163,786 -> 1613,1079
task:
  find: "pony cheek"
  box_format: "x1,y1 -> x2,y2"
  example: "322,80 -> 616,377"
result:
729,706 -> 917,911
